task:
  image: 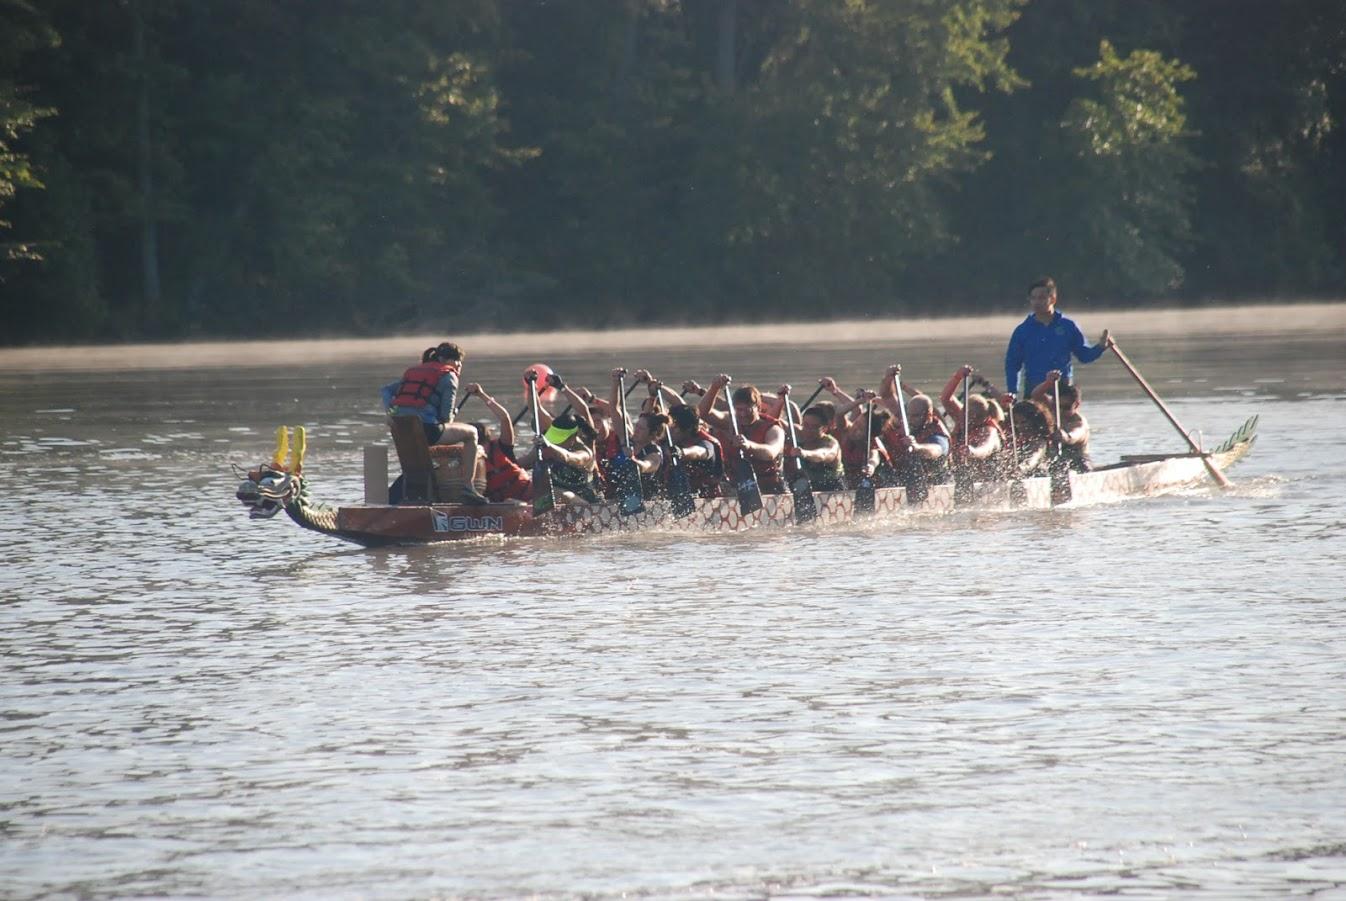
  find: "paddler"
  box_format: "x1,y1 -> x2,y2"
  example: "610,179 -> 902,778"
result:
783,401 -> 845,491
697,374 -> 786,494
516,410 -> 602,504
1032,370 -> 1093,471
1003,276 -> 1110,400
666,403 -> 725,497
460,382 -> 532,504
941,364 -> 1004,479
877,393 -> 950,489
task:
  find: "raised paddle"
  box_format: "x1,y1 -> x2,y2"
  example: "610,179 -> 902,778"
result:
723,379 -> 765,516
609,370 -> 645,515
854,399 -> 876,515
1108,337 -> 1231,489
794,382 -> 827,420
1005,395 -> 1028,507
526,371 -> 556,516
953,370 -> 974,506
780,388 -> 818,525
656,390 -> 696,518
892,367 -> 929,505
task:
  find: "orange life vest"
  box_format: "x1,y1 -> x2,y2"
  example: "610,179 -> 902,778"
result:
740,413 -> 784,493
390,361 -> 457,410
485,439 -> 531,502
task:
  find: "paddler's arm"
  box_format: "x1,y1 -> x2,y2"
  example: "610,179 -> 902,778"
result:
1073,326 -> 1110,364
940,365 -> 972,420
468,384 -> 517,447
555,379 -> 594,432
541,440 -> 592,470
879,365 -> 901,401
792,434 -> 839,465
1030,370 -> 1060,403
964,427 -> 1001,460
436,368 -> 460,423
1060,412 -> 1089,447
831,388 -> 876,421
698,374 -> 732,429
633,445 -> 663,474
736,422 -> 784,462
608,368 -> 633,436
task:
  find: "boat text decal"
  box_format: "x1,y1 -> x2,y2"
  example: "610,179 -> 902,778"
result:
431,511 -> 505,533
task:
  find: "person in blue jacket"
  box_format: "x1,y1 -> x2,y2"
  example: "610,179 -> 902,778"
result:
1003,277 -> 1110,399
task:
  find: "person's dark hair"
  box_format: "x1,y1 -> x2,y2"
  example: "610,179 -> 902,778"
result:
669,403 -> 700,434
639,411 -> 669,443
803,404 -> 833,429
1029,276 -> 1056,296
472,422 -> 489,444
1012,400 -> 1054,440
868,407 -> 891,434
730,385 -> 762,409
811,401 -> 837,429
434,342 -> 464,363
1058,384 -> 1080,407
421,346 -> 439,363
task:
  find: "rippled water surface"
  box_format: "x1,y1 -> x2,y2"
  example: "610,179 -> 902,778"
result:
3,315 -> 1345,898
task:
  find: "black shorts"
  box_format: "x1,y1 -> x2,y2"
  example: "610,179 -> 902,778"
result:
423,422 -> 444,444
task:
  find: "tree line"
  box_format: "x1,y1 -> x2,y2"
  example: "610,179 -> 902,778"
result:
1,0 -> 1343,344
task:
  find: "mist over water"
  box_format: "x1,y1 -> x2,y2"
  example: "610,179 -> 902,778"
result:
2,306 -> 1344,898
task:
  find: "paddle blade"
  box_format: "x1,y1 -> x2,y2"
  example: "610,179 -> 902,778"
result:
734,459 -> 763,515
666,459 -> 696,518
610,451 -> 645,516
854,476 -> 875,515
532,458 -> 555,516
790,475 -> 818,524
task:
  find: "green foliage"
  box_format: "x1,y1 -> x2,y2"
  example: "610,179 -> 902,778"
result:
0,0 -> 1343,343
1057,39 -> 1196,296
0,0 -> 57,234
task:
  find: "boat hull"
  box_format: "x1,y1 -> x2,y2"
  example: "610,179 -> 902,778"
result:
262,416 -> 1257,547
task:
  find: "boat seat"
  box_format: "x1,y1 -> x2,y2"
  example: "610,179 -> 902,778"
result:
388,415 -> 439,503
387,415 -> 479,503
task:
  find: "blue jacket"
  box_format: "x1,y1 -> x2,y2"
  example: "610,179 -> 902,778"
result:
1004,311 -> 1105,396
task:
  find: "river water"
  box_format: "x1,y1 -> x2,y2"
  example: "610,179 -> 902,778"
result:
2,307 -> 1345,899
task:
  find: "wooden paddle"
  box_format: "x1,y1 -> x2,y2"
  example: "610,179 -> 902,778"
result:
892,367 -> 929,505
609,371 -> 646,515
781,389 -> 818,524
953,371 -> 973,506
1006,398 -> 1028,507
1108,337 -> 1230,489
656,389 -> 696,518
854,399 -> 876,514
723,380 -> 765,516
526,372 -> 556,515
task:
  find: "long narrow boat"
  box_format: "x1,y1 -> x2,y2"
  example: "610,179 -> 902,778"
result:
235,416 -> 1258,547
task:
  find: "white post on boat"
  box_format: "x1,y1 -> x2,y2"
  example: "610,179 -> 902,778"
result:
364,444 -> 389,505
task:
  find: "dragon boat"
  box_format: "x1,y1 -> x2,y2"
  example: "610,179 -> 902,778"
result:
235,414 -> 1259,548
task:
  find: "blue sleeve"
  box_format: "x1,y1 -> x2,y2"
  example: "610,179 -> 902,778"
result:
929,434 -> 950,458
1004,325 -> 1024,395
1071,322 -> 1105,365
380,381 -> 399,410
437,371 -> 459,422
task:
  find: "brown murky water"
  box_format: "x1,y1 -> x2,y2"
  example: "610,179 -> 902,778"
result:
2,305 -> 1344,898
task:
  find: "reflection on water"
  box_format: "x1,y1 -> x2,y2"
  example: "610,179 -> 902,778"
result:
2,323 -> 1345,898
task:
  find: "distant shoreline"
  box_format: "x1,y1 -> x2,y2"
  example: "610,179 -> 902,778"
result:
1,301 -> 1342,373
